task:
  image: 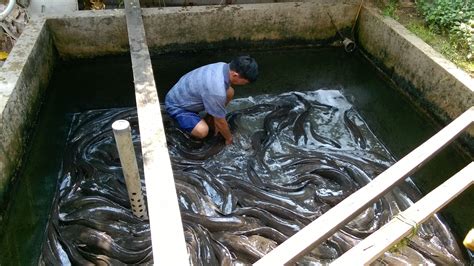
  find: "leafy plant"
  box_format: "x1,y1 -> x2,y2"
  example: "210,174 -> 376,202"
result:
455,19 -> 474,59
383,0 -> 399,19
416,0 -> 474,60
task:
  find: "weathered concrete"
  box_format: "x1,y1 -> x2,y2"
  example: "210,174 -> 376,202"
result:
79,0 -> 308,9
357,7 -> 474,145
1,0 -> 363,218
142,1 -> 357,52
0,18 -> 55,206
48,1 -> 360,58
142,0 -> 305,7
46,9 -> 129,58
124,0 -> 187,263
28,0 -> 78,17
1,0 -> 473,220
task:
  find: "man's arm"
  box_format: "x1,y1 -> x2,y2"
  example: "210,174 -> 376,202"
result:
226,86 -> 234,106
214,117 -> 233,145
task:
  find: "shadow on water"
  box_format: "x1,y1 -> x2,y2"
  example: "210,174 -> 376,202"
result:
0,47 -> 471,264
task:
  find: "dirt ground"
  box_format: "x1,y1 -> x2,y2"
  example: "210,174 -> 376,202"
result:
366,0 -> 474,78
1,2 -> 28,65
366,0 -> 421,24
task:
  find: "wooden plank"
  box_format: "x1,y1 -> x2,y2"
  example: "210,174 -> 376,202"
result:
332,162 -> 474,265
255,107 -> 474,266
124,0 -> 188,265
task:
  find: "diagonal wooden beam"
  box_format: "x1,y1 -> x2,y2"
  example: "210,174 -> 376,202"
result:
333,162 -> 474,265
124,0 -> 188,264
255,107 -> 474,265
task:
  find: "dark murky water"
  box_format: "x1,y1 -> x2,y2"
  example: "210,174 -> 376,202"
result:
1,48 -> 471,264
41,90 -> 465,264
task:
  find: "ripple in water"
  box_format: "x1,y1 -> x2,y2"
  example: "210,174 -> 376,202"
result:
40,90 -> 466,265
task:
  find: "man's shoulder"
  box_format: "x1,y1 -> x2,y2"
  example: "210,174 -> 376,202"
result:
206,62 -> 227,67
199,62 -> 227,93
199,62 -> 226,72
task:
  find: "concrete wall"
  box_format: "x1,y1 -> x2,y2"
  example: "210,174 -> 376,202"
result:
125,0 -> 304,7
2,0 -> 473,210
29,0 -> 78,16
143,0 -> 302,5
48,1 -> 359,58
357,7 -> 474,149
142,1 -> 357,52
0,19 -> 55,206
1,0 -> 360,210
47,9 -> 128,58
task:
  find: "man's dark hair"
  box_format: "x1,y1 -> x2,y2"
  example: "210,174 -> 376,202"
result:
229,55 -> 258,83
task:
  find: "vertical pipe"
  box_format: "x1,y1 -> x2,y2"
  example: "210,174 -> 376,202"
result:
112,120 -> 148,220
0,0 -> 16,21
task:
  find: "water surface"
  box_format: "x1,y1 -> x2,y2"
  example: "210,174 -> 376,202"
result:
0,47 -> 471,264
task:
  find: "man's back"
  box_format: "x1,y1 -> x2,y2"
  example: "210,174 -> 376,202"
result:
165,62 -> 229,118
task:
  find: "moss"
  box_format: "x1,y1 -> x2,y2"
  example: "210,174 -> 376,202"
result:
148,34 -> 345,55
358,47 -> 474,159
0,27 -> 57,216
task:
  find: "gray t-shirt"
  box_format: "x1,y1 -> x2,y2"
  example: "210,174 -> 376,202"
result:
165,62 -> 230,118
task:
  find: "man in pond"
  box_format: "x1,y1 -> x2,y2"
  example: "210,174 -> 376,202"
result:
165,55 -> 258,145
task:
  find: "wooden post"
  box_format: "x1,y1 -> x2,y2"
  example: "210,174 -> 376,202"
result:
124,0 -> 188,264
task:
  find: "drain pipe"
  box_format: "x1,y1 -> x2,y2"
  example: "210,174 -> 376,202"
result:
112,120 -> 148,220
0,0 -> 15,21
327,11 -> 356,53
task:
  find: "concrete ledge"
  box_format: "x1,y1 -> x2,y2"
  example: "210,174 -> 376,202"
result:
0,0 -> 362,214
358,7 -> 474,142
143,0 -> 304,6
142,1 -> 358,51
0,19 -> 55,205
2,0 -> 473,217
48,1 -> 359,58
47,9 -> 129,58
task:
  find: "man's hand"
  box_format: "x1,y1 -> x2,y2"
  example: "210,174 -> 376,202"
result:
214,117 -> 233,145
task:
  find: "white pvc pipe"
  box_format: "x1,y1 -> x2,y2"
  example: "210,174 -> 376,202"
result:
0,0 -> 16,21
112,120 -> 148,220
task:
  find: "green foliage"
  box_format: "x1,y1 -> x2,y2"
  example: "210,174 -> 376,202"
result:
416,0 -> 474,59
407,22 -> 437,43
407,21 -> 474,74
456,19 -> 474,59
388,215 -> 420,253
383,0 -> 399,19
